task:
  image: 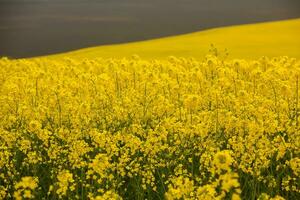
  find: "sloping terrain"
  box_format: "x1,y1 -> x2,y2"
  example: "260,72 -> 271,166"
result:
44,18 -> 300,60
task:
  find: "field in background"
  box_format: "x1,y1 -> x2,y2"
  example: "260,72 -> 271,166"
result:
1,0 -> 300,58
43,18 -> 300,60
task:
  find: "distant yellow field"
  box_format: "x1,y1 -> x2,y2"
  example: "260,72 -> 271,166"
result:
44,18 -> 300,60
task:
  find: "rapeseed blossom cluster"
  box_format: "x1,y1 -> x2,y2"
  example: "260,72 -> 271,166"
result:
0,55 -> 299,199
13,177 -> 38,200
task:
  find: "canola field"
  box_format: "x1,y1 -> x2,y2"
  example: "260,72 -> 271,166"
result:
0,54 -> 299,200
47,18 -> 300,60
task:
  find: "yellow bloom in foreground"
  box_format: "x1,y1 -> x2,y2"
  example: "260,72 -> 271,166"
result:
0,186 -> 7,199
14,176 -> 38,200
289,157 -> 300,176
28,120 -> 41,132
232,193 -> 241,200
89,153 -> 111,175
23,189 -> 33,198
165,176 -> 194,200
270,195 -> 286,200
213,150 -> 234,172
56,170 -> 75,197
195,184 -> 217,200
15,176 -> 38,190
219,172 -> 240,192
93,190 -> 122,200
258,193 -> 286,200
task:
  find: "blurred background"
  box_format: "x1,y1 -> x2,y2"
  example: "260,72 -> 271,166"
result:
0,0 -> 300,58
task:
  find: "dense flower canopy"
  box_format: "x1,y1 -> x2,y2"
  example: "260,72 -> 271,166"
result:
0,55 -> 299,199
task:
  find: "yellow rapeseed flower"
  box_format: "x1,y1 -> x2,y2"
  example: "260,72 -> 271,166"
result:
213,150 -> 234,172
